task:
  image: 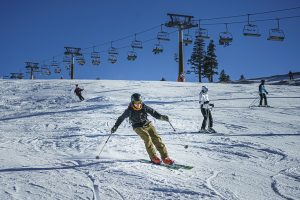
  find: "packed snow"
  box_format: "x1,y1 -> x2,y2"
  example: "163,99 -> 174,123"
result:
0,79 -> 299,200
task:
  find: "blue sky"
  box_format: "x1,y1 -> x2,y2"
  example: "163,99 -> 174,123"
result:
1,0 -> 300,81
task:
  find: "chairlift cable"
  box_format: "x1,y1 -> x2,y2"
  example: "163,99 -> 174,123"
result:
31,6 -> 300,72
202,15 -> 300,26
200,6 -> 300,21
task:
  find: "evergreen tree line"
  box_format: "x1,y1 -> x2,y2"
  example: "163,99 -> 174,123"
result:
188,36 -> 231,83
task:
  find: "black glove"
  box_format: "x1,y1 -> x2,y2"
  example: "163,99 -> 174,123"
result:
160,115 -> 169,121
209,103 -> 214,108
266,92 -> 269,95
111,125 -> 118,133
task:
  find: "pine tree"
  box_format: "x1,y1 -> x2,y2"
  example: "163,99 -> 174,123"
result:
188,36 -> 206,82
219,69 -> 231,82
203,40 -> 218,82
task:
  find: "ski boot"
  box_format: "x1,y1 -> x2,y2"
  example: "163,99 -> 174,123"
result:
199,128 -> 207,133
151,155 -> 161,165
162,157 -> 174,165
207,127 -> 216,133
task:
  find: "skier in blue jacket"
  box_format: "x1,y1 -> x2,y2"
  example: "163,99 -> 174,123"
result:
259,80 -> 268,106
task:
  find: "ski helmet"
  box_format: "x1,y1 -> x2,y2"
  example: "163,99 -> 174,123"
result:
131,93 -> 142,103
261,79 -> 265,84
202,86 -> 208,93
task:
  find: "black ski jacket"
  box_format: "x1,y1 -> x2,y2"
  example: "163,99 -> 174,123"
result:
114,103 -> 162,128
74,88 -> 83,95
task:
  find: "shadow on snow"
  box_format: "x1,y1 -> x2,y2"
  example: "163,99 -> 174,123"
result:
0,104 -> 114,122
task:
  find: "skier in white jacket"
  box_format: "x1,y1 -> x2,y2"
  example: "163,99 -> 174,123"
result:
199,86 -> 215,132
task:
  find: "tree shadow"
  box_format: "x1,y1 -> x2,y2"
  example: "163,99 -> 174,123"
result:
0,159 -> 149,174
171,131 -> 300,137
0,104 -> 114,122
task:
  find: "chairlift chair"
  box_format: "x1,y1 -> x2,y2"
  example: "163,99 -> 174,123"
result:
108,55 -> 117,64
157,25 -> 170,41
183,33 -> 193,46
91,51 -> 100,59
157,31 -> 170,41
267,19 -> 285,41
219,24 -> 233,46
127,50 -> 137,61
92,59 -> 101,65
131,34 -> 143,49
219,32 -> 233,46
196,28 -> 210,39
243,14 -> 261,37
41,67 -> 51,76
243,24 -> 261,37
267,28 -> 285,41
108,47 -> 118,55
131,40 -> 143,49
152,43 -> 164,54
51,60 -> 59,67
91,51 -> 101,65
76,56 -> 86,65
63,56 -> 71,64
54,67 -> 61,74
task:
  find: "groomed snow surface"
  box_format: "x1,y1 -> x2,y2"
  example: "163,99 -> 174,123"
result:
0,80 -> 299,200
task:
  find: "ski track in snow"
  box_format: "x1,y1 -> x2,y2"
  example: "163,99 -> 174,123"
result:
86,172 -> 101,200
270,167 -> 300,200
0,80 -> 300,200
206,170 -> 227,200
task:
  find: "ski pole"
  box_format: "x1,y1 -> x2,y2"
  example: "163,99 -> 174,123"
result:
96,131 -> 113,159
249,96 -> 259,107
168,120 -> 176,132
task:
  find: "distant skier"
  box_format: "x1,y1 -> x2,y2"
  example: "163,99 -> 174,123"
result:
259,80 -> 268,106
288,71 -> 294,80
111,93 -> 174,165
74,84 -> 84,101
178,73 -> 185,82
199,86 -> 215,133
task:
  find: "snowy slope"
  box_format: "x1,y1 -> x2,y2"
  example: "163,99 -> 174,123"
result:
234,72 -> 300,86
0,80 -> 300,200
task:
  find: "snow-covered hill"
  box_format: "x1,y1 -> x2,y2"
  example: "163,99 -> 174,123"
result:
234,72 -> 300,86
0,80 -> 300,200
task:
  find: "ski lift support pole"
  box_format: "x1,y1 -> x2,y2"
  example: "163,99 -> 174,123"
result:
64,47 -> 82,80
165,13 -> 198,82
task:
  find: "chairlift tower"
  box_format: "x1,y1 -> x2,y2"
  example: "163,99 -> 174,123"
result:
165,13 -> 197,82
64,47 -> 82,79
25,62 -> 39,80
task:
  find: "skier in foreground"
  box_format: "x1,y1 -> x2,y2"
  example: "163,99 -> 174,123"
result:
74,84 -> 85,101
199,86 -> 215,133
258,80 -> 269,107
111,93 -> 174,165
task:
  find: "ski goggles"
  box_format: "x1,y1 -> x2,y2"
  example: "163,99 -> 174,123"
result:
133,100 -> 142,104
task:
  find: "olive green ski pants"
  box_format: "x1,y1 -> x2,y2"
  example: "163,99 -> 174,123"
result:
134,123 -> 169,159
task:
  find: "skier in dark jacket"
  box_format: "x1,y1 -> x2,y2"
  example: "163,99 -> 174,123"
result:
259,80 -> 268,106
74,84 -> 84,101
111,93 -> 174,165
288,71 -> 294,80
